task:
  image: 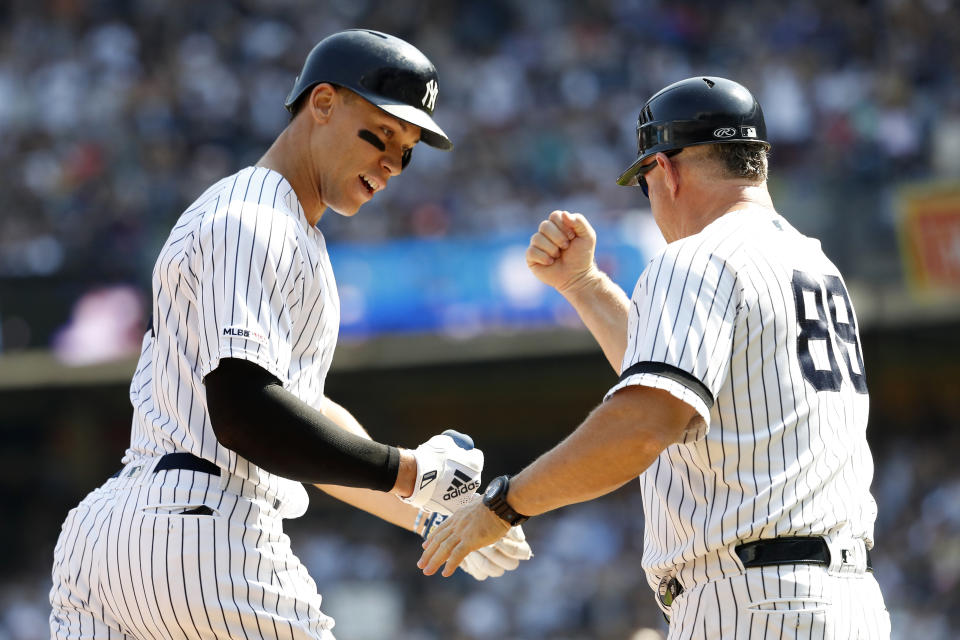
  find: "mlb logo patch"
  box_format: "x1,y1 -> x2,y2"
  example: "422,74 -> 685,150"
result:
222,325 -> 268,346
741,126 -> 757,138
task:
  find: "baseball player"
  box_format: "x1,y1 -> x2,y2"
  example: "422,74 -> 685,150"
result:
49,30 -> 530,639
420,77 -> 890,638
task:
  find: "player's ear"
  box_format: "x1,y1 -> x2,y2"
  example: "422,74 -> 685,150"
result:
308,83 -> 337,124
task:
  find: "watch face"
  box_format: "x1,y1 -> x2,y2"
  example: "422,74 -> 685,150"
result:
484,476 -> 504,501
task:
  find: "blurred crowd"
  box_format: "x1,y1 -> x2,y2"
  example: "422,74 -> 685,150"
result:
2,434 -> 959,639
1,2 -> 960,636
1,0 -> 959,290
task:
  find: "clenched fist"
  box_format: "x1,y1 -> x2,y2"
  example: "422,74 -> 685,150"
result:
525,210 -> 598,293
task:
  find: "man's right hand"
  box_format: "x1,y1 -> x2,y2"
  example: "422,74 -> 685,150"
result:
402,431 -> 483,515
419,506 -> 533,580
525,210 -> 598,294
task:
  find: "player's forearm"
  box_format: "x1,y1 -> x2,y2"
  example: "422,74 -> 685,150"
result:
315,484 -> 421,531
507,386 -> 693,516
206,358 -> 404,492
313,396 -> 421,507
560,268 -> 630,373
315,395 -> 371,439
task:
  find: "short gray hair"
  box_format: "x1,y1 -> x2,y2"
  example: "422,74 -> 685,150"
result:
705,142 -> 770,182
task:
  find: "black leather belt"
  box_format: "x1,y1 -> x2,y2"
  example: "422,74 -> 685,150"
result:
111,452 -> 221,478
657,536 -> 873,623
735,536 -> 873,572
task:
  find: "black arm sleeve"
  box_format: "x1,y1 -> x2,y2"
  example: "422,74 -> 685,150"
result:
204,358 -> 400,492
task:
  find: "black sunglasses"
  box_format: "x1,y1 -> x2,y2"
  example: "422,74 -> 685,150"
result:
636,149 -> 683,198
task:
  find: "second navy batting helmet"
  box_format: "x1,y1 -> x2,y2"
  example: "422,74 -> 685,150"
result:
616,76 -> 767,186
285,29 -> 453,150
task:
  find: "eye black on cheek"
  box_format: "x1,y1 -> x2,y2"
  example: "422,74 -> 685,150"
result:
357,129 -> 386,152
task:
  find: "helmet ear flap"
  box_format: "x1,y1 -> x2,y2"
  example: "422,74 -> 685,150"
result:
402,148 -> 412,169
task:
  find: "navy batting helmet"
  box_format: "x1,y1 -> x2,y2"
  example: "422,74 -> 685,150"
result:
285,29 -> 452,150
617,76 -> 767,186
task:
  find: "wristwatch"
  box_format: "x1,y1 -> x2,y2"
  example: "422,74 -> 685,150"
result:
482,475 -> 529,525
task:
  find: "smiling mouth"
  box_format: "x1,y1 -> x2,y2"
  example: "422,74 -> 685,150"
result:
359,174 -> 378,195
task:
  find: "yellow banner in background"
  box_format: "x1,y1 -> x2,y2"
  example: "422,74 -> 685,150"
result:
897,182 -> 960,294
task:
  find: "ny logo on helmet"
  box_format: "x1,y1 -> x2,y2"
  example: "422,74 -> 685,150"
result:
422,79 -> 438,111
713,127 -> 736,138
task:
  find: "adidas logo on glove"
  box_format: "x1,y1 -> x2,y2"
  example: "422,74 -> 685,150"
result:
443,469 -> 480,501
404,430 -> 484,515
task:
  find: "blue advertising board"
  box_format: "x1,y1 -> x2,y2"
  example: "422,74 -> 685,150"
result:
328,219 -> 662,339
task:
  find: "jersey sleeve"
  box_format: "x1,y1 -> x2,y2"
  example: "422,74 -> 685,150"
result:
192,202 -> 305,386
605,241 -> 741,440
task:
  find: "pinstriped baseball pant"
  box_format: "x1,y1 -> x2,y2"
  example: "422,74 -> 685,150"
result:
665,564 -> 890,639
49,458 -> 336,639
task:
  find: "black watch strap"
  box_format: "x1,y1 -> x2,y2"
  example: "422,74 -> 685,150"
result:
482,475 -> 530,526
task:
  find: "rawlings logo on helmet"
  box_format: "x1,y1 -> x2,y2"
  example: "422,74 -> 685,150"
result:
713,127 -> 736,138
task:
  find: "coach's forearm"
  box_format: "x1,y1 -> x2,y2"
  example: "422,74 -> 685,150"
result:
506,385 -> 694,516
559,268 -> 630,373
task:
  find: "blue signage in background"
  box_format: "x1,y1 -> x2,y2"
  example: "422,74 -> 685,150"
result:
328,217 -> 663,340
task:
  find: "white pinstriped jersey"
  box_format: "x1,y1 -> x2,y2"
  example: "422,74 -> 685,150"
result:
606,207 -> 877,592
126,166 -> 340,517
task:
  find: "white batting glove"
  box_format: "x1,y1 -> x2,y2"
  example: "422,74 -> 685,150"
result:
419,510 -> 533,581
403,430 -> 483,515
462,524 -> 533,580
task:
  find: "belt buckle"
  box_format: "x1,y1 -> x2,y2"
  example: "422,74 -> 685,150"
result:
826,537 -> 868,573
